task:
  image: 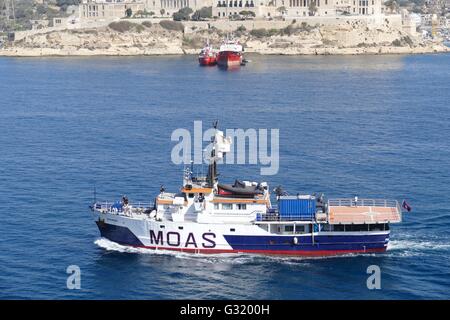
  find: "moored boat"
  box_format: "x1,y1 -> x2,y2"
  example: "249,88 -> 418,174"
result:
217,39 -> 243,68
91,123 -> 409,257
198,43 -> 217,66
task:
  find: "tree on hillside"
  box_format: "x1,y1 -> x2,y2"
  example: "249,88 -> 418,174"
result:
277,6 -> 287,15
160,8 -> 165,16
125,8 -> 133,18
384,0 -> 400,13
308,0 -> 318,16
56,0 -> 81,12
192,6 -> 212,21
239,10 -> 256,19
173,7 -> 193,21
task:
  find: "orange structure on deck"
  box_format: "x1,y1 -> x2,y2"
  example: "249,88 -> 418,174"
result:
327,199 -> 402,224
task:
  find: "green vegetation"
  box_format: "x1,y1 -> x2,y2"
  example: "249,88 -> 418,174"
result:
239,11 -> 256,19
234,25 -> 247,36
108,21 -> 144,33
249,28 -> 278,38
192,7 -> 212,21
182,36 -> 203,48
308,0 -> 318,16
159,20 -> 184,32
236,25 -> 246,32
392,36 -> 413,47
0,0 -> 61,31
384,0 -> 400,12
173,7 -> 193,21
277,6 -> 287,15
134,10 -> 155,18
248,23 -> 316,38
56,0 -> 80,12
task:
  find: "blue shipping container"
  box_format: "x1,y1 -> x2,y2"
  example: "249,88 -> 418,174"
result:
278,196 -> 316,221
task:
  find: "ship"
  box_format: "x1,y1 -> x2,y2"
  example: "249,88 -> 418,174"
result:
198,42 -> 217,66
217,39 -> 243,68
91,123 -> 408,256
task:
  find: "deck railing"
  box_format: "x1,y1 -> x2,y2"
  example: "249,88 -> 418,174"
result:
328,198 -> 399,208
93,201 -> 155,213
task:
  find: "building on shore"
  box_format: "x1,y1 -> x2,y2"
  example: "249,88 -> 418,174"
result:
212,0 -> 384,19
79,0 -> 146,20
77,0 -> 389,21
79,0 -> 213,20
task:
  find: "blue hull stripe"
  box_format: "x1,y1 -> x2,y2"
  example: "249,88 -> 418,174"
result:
223,234 -> 388,251
96,221 -> 144,246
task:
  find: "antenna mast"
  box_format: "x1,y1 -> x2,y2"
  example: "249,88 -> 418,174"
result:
207,120 -> 219,187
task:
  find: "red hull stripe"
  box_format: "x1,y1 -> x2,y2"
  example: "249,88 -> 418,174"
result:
199,58 -> 216,66
130,245 -> 386,256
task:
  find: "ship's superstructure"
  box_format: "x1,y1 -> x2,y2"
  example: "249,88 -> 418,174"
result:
91,123 -> 406,256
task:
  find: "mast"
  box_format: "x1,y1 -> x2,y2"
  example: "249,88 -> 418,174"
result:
206,120 -> 231,188
206,120 -> 219,187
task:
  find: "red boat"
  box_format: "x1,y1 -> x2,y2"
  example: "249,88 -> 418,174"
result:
198,44 -> 217,66
217,39 -> 243,68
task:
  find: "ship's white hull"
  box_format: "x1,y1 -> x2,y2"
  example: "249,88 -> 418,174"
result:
94,211 -> 390,256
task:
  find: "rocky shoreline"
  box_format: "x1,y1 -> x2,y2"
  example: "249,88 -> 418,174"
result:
1,21 -> 448,57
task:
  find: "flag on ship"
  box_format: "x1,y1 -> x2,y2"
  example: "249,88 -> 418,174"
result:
402,200 -> 412,212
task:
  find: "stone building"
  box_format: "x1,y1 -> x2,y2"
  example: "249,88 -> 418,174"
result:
79,0 -> 146,20
212,0 -> 384,18
155,0 -> 213,16
79,0 -> 213,20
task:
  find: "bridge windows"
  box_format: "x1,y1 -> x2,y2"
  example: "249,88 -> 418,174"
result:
222,203 -> 233,210
330,223 -> 389,232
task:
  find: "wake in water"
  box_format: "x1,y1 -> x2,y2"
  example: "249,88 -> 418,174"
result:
96,235 -> 450,264
388,239 -> 450,252
94,238 -> 285,265
94,238 -> 408,265
94,238 -> 328,265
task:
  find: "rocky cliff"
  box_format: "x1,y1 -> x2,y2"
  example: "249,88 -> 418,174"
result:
0,20 -> 447,56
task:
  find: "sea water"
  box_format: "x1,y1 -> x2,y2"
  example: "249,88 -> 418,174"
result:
0,54 -> 449,299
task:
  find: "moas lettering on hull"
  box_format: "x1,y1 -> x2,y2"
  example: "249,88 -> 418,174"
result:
91,121 -> 410,257
149,230 -> 216,248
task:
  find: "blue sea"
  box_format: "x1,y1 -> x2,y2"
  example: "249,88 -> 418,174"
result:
0,54 -> 449,299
